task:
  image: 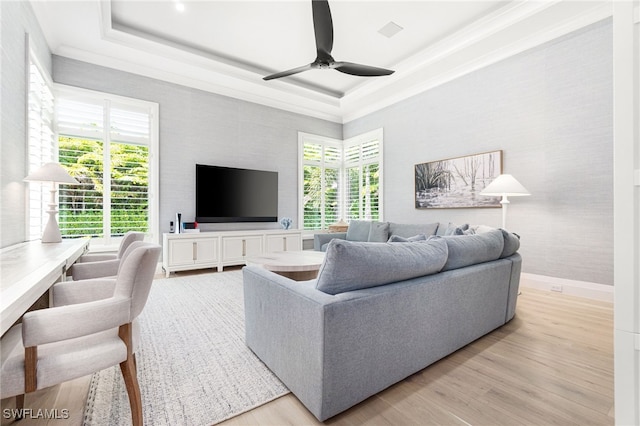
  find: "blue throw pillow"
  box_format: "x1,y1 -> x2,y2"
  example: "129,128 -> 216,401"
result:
368,221 -> 390,242
346,220 -> 371,242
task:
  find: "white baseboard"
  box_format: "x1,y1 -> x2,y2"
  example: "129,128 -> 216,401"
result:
520,273 -> 613,303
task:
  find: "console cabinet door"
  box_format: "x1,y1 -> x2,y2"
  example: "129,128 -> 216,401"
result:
194,239 -> 218,265
222,236 -> 263,262
244,236 -> 262,257
266,234 -> 301,252
168,239 -> 198,266
284,234 -> 301,251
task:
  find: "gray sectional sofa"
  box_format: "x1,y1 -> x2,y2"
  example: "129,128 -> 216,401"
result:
243,221 -> 522,421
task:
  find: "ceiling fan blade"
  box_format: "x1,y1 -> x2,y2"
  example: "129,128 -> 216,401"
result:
312,0 -> 333,57
333,61 -> 395,77
263,64 -> 315,81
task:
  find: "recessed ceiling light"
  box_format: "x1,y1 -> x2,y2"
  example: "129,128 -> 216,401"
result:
378,21 -> 403,39
175,2 -> 185,12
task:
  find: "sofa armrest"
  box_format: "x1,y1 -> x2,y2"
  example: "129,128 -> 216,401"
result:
313,232 -> 346,251
504,253 -> 522,321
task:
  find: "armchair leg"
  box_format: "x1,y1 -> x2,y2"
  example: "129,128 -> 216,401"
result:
118,323 -> 142,426
120,356 -> 143,426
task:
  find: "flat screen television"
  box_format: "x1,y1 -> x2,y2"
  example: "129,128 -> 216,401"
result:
195,164 -> 278,223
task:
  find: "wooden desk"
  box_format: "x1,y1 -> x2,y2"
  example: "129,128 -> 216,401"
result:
0,238 -> 90,336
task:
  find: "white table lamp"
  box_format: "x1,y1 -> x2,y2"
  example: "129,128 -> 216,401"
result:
480,174 -> 530,229
24,162 -> 79,243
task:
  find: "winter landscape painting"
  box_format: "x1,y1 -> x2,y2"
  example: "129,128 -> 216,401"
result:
415,150 -> 502,209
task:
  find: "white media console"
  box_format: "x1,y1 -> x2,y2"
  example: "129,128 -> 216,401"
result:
162,229 -> 302,277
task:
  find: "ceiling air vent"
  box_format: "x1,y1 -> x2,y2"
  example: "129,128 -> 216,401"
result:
378,21 -> 404,38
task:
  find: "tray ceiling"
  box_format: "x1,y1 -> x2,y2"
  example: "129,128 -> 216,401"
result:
31,0 -> 611,122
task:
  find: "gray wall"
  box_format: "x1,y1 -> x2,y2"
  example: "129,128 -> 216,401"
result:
2,6 -> 613,286
52,56 -> 342,239
345,19 -> 613,285
1,0 -> 52,248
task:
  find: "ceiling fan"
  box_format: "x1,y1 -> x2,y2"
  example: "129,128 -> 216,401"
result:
263,0 -> 395,81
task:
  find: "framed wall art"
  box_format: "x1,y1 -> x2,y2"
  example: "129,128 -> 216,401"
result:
415,150 -> 503,209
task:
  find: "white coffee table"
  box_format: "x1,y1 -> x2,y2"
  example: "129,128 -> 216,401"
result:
245,250 -> 325,281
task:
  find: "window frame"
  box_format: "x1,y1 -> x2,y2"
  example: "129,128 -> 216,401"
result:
54,85 -> 160,249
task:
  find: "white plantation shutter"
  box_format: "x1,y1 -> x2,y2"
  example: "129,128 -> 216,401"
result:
110,105 -> 150,144
300,135 -> 342,230
55,86 -> 158,247
27,56 -> 56,241
56,98 -> 104,139
299,129 -> 383,230
344,133 -> 382,222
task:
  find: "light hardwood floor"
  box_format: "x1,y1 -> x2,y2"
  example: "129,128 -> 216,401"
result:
1,278 -> 614,425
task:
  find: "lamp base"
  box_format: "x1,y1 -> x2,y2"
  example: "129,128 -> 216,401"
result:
41,210 -> 62,243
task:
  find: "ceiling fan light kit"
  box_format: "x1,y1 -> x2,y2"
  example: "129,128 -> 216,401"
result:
263,0 -> 395,81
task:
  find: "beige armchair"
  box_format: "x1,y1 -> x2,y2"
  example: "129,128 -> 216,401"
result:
0,242 -> 161,426
69,231 -> 145,280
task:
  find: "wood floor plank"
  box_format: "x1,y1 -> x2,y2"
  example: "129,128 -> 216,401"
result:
1,282 -> 615,426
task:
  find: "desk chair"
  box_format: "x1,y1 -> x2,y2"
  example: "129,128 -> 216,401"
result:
70,231 -> 144,280
0,243 -> 161,426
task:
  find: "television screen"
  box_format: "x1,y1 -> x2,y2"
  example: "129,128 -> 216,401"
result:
195,164 -> 278,223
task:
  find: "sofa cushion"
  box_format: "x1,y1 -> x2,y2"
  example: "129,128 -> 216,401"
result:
500,229 -> 520,258
368,221 -> 390,242
388,234 -> 427,243
346,220 -> 371,242
440,229 -> 504,271
315,238 -> 448,295
473,226 -> 520,257
389,222 -> 438,238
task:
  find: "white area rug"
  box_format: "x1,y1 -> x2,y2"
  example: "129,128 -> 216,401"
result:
83,270 -> 289,425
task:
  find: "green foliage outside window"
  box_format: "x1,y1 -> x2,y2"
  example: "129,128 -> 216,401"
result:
347,164 -> 380,221
302,165 -> 340,230
58,136 -> 149,237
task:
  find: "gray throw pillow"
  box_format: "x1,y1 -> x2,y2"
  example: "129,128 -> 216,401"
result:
389,222 -> 439,238
346,220 -> 371,242
368,221 -> 390,242
388,234 -> 427,242
440,229 -> 504,271
437,222 -> 459,236
315,238 -> 449,295
453,223 -> 470,235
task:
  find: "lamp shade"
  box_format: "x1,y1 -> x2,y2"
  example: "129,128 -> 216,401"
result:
480,174 -> 530,196
24,162 -> 78,184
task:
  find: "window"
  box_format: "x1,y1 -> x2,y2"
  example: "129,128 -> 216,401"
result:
55,86 -> 159,248
344,132 -> 382,222
26,53 -> 56,241
299,134 -> 342,230
298,129 -> 383,230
